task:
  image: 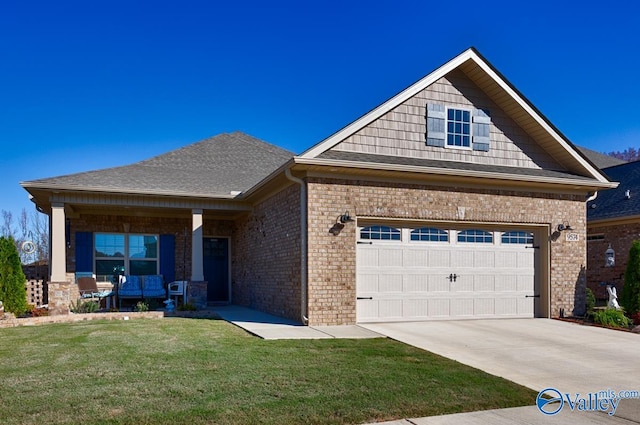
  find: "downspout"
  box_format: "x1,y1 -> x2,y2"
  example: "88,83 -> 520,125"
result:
285,168 -> 309,325
586,191 -> 598,203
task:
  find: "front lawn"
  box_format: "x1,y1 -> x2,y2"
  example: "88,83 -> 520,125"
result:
0,318 -> 535,424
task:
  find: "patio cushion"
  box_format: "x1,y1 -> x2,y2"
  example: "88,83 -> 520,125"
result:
142,275 -> 166,298
118,275 -> 142,298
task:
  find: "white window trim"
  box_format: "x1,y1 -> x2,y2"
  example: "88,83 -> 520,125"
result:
445,106 -> 473,150
94,232 -> 160,278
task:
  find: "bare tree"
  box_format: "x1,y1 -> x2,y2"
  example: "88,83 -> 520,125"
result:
1,208 -> 49,264
608,148 -> 640,162
2,210 -> 15,239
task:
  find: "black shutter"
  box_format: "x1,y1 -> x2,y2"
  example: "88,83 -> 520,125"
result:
472,108 -> 490,152
426,103 -> 446,147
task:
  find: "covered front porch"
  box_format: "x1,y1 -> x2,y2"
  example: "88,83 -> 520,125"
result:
45,194 -> 249,315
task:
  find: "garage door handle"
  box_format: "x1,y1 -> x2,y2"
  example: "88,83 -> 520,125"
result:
357,297 -> 373,300
357,241 -> 373,245
525,295 -> 540,298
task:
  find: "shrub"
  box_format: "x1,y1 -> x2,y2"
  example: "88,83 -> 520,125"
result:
593,308 -> 632,329
134,301 -> 149,312
177,302 -> 197,311
0,236 -> 28,316
585,287 -> 596,314
621,240 -> 640,315
70,300 -> 99,314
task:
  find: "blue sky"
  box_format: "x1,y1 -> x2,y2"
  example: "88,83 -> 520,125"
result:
2,1 -> 639,218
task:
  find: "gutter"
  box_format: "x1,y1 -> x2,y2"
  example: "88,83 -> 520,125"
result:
284,168 -> 309,325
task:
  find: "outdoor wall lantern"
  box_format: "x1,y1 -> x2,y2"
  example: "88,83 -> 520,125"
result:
339,211 -> 355,224
605,244 -> 615,268
557,222 -> 573,232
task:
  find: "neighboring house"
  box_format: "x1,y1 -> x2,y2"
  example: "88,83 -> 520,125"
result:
22,48 -> 616,325
587,160 -> 640,299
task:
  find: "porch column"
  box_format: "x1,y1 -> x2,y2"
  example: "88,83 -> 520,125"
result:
49,203 -> 71,315
50,203 -> 67,282
191,209 -> 204,281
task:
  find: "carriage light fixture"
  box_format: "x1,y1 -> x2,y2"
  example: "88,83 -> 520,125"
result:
605,244 -> 615,267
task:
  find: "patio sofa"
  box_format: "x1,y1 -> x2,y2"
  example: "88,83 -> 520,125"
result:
117,275 -> 167,309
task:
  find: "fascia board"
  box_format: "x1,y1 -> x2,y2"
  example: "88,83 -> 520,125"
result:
293,157 -> 619,190
20,181 -> 241,200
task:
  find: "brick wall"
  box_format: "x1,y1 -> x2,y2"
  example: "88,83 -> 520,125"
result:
586,221 -> 640,299
306,177 -> 587,325
233,184 -> 302,321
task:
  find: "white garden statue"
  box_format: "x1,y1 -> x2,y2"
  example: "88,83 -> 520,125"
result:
607,285 -> 621,310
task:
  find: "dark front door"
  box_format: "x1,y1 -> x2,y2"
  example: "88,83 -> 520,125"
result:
203,237 -> 229,303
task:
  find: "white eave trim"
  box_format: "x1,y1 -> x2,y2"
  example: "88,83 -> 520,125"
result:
20,182 -> 242,200
299,48 -> 610,185
293,157 -> 618,190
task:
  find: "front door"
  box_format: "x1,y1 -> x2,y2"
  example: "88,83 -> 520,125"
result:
203,237 -> 230,303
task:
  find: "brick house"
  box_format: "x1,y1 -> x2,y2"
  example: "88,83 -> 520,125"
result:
22,48 -> 616,324
586,160 -> 639,299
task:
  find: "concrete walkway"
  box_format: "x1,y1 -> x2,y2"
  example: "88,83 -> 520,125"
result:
211,305 -> 382,339
210,307 -> 640,424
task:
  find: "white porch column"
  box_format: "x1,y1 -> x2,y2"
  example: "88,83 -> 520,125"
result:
50,203 -> 67,282
191,209 -> 204,282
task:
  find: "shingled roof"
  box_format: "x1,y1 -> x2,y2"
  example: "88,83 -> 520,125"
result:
22,132 -> 293,198
588,161 -> 640,221
577,146 -> 627,169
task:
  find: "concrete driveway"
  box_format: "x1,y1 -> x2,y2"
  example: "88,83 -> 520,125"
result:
361,319 -> 640,422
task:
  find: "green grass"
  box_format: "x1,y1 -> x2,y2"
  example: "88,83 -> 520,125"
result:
0,318 -> 535,424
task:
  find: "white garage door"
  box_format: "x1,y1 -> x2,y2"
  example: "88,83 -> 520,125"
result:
356,225 -> 537,322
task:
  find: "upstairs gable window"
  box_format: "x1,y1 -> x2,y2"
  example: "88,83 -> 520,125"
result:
447,108 -> 471,148
426,103 -> 490,152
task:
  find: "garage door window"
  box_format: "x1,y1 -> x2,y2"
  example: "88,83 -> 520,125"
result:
458,229 -> 493,243
501,231 -> 533,244
360,226 -> 401,240
410,227 -> 448,242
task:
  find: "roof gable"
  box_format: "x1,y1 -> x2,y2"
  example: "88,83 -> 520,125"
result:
22,132 -> 293,198
300,47 -> 610,185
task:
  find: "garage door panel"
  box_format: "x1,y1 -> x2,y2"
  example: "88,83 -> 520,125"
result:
518,297 -> 534,315
428,249 -> 450,267
403,299 -> 429,318
474,250 -> 495,268
473,298 -> 495,316
379,274 -> 403,292
356,226 -> 537,322
517,274 -> 534,292
428,274 -> 450,292
379,299 -> 403,318
454,277 -> 474,292
452,298 -> 475,316
474,275 -> 495,292
518,251 -> 534,268
495,297 -> 518,315
379,248 -> 403,267
404,249 -> 429,268
357,249 -> 378,267
451,250 -> 474,267
496,251 -> 517,268
404,274 -> 429,292
428,299 -> 450,317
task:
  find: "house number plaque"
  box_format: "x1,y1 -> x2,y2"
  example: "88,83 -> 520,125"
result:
566,233 -> 579,242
